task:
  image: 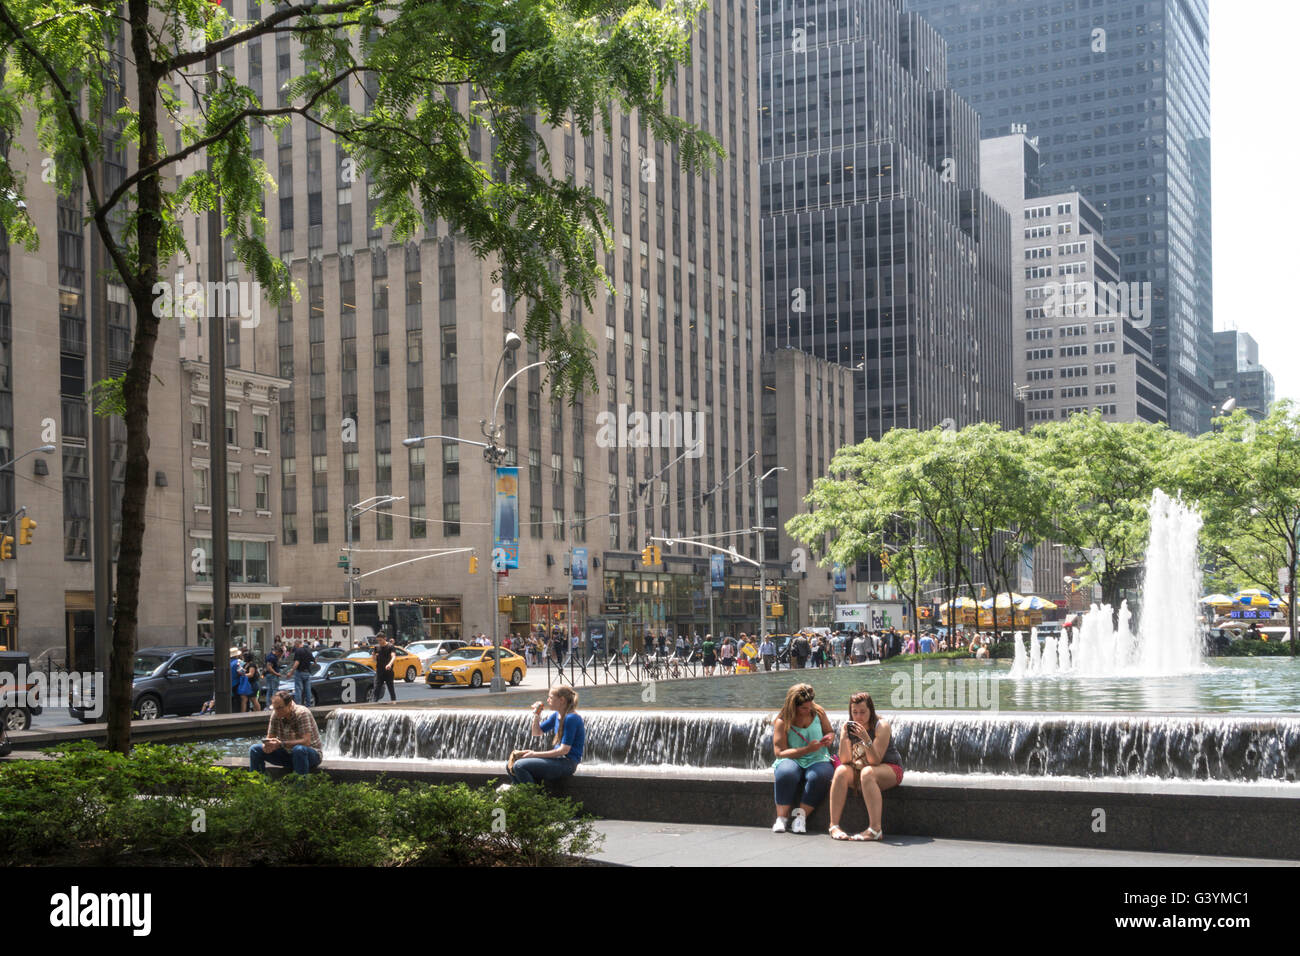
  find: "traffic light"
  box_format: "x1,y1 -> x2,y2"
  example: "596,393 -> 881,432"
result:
880,551 -> 891,570
641,546 -> 654,567
0,536 -> 12,560
770,603 -> 785,618
336,609 -> 349,624
18,517 -> 35,546
468,555 -> 479,574
652,546 -> 661,565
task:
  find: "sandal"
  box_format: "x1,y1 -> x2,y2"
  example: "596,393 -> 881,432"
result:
829,824 -> 850,841
862,827 -> 883,841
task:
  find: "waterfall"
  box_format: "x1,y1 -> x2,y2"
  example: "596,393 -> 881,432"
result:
322,708 -> 1300,783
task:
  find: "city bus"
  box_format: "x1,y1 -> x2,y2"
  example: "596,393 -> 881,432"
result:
280,600 -> 427,648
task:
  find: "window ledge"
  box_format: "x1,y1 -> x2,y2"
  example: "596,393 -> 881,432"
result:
195,505 -> 211,513
228,508 -> 243,516
256,510 -> 272,518
192,439 -> 209,448
227,445 -> 242,454
253,447 -> 271,456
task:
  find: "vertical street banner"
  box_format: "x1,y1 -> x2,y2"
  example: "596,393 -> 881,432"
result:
572,547 -> 588,590
493,467 -> 519,569
1019,548 -> 1035,595
710,553 -> 725,590
833,563 -> 847,592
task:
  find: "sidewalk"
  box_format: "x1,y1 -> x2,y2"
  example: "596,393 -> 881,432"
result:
588,821 -> 1297,867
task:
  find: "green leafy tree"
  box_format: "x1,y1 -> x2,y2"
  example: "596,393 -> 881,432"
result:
952,425 -> 1054,642
0,0 -> 719,751
1031,413 -> 1190,623
1182,402 -> 1300,654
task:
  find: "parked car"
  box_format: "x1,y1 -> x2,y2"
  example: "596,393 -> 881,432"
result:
344,647 -> 423,682
425,646 -> 527,688
314,647 -> 348,661
70,646 -> 215,722
404,639 -> 467,668
0,651 -> 40,732
299,660 -> 376,705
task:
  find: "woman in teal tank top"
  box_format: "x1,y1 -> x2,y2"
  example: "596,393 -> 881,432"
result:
770,683 -> 835,834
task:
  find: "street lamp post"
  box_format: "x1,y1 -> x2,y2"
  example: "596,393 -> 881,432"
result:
346,495 -> 404,649
756,466 -> 787,644
406,331 -> 546,694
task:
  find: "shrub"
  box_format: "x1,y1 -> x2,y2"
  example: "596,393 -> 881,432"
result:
0,746 -> 601,866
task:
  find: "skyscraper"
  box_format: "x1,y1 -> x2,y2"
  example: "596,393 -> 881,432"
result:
980,133 -> 1167,425
1212,330 -> 1275,421
759,0 -> 1016,442
905,0 -> 1214,434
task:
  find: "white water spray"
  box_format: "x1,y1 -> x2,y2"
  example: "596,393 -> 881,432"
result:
1013,488 -> 1204,678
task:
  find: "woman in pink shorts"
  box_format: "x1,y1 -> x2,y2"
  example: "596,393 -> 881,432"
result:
827,691 -> 903,841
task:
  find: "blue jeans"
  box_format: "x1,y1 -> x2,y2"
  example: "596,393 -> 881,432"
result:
773,758 -> 834,809
249,743 -> 321,775
510,756 -> 578,785
265,674 -> 280,702
293,670 -> 313,706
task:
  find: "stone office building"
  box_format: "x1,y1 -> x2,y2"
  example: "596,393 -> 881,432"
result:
186,0 -> 846,649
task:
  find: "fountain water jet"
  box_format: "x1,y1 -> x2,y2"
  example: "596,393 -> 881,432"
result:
1014,488 -> 1205,679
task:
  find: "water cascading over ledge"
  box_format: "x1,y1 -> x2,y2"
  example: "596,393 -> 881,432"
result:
323,708 -> 1300,783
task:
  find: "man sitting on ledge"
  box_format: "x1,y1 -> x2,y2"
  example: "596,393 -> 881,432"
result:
249,690 -> 323,776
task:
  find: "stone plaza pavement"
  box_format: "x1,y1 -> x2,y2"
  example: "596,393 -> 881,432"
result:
589,820 -> 1299,867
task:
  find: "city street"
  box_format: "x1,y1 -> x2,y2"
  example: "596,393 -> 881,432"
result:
27,660 -> 557,730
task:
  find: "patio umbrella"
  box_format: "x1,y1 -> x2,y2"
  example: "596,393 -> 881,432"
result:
1199,594 -> 1234,605
939,597 -> 979,610
978,592 -> 1025,609
1231,589 -> 1288,607
1016,595 -> 1058,611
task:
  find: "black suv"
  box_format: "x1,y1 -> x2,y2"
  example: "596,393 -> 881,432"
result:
70,645 -> 215,722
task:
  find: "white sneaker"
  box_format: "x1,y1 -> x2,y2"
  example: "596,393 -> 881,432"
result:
772,816 -> 789,833
790,808 -> 807,834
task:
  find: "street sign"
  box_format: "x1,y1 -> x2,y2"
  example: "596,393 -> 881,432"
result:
602,603 -> 628,615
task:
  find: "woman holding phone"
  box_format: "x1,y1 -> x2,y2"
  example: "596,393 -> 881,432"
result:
827,691 -> 903,841
506,684 -> 585,786
770,683 -> 835,834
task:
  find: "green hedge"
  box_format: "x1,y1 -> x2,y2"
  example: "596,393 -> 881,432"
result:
1217,639 -> 1295,657
0,742 -> 602,867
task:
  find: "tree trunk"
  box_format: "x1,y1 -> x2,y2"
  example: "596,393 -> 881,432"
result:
106,1 -> 163,754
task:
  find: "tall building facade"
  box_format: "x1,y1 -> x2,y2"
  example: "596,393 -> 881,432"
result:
1212,330 -> 1275,421
761,349 -> 855,625
905,0 -> 1214,434
167,0 -> 836,650
981,133 -> 1166,425
759,0 -> 1017,443
1,95 -> 188,665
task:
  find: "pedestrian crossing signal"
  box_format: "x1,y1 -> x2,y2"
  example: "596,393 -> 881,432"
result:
469,555 -> 479,574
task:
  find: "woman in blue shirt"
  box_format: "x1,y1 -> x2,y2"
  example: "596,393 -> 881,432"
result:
509,684 -> 585,785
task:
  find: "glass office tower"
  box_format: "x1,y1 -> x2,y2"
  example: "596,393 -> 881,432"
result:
905,0 -> 1214,434
759,0 -> 1016,441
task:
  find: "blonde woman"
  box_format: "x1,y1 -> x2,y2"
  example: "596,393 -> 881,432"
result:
508,685 -> 586,785
770,683 -> 835,833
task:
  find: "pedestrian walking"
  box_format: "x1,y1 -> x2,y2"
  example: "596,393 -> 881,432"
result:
373,633 -> 399,702
759,633 -> 776,671
288,638 -> 316,706
231,647 -> 253,711
264,641 -> 284,703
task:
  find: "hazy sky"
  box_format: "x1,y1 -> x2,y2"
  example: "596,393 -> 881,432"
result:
1211,1 -> 1299,403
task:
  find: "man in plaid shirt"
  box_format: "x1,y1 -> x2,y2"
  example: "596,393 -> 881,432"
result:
249,691 -> 323,775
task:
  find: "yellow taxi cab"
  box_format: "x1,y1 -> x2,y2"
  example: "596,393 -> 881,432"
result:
425,645 -> 527,689
344,647 -> 424,682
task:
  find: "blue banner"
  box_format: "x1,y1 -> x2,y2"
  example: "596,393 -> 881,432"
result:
833,563 -> 847,592
493,467 -> 519,569
572,547 -> 588,590
710,553 -> 725,590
